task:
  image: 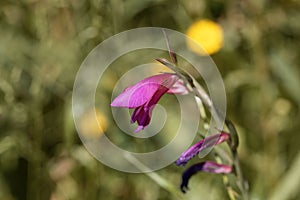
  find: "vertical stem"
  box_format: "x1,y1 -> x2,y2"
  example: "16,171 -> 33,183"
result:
215,155 -> 237,200
156,49 -> 249,198
226,120 -> 249,200
232,151 -> 249,200
193,80 -> 250,199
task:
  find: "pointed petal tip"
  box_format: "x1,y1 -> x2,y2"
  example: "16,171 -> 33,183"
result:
175,158 -> 187,167
110,99 -> 127,107
180,184 -> 189,193
134,126 -> 144,133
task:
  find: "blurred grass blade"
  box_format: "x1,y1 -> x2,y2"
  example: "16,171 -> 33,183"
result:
269,150 -> 300,200
124,153 -> 185,200
270,52 -> 300,105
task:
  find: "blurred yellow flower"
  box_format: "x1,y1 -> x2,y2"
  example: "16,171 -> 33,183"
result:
186,19 -> 223,55
79,109 -> 108,138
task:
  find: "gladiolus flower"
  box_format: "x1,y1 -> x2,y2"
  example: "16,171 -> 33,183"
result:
180,161 -> 232,193
176,132 -> 230,166
111,73 -> 188,133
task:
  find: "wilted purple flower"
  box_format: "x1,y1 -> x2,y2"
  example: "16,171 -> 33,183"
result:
176,132 -> 230,166
180,161 -> 232,193
111,73 -> 188,133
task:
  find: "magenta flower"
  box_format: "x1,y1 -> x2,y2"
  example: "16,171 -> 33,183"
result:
176,132 -> 230,166
111,73 -> 188,133
180,161 -> 232,193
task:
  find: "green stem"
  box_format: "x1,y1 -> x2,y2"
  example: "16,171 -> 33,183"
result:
215,154 -> 238,200
232,151 -> 249,200
225,120 -> 249,200
156,51 -> 249,199
193,78 -> 250,199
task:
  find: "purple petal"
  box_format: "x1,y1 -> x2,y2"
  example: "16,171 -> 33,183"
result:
132,88 -> 168,132
111,74 -> 179,108
176,132 -> 230,166
131,80 -> 173,132
167,79 -> 189,95
201,161 -> 232,173
135,125 -> 144,133
131,105 -> 154,133
111,73 -> 187,133
134,107 -> 151,133
131,106 -> 144,123
146,78 -> 175,106
180,161 -> 232,193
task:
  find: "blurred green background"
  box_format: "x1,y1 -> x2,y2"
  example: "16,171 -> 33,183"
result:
1,0 -> 300,199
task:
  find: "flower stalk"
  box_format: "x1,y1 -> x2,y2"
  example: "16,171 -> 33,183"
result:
225,120 -> 249,200
110,31 -> 249,198
191,79 -> 249,199
155,53 -> 249,198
